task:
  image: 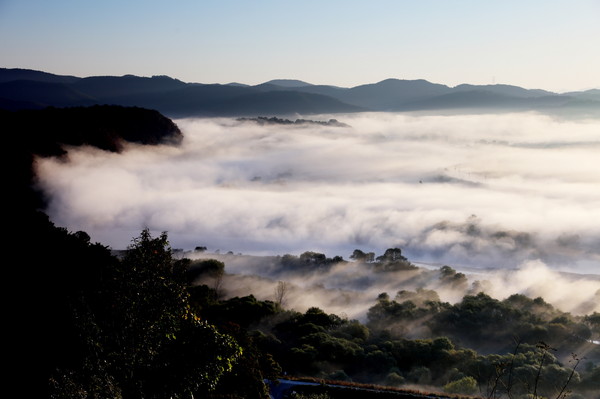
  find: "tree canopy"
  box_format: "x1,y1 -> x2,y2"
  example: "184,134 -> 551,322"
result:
46,228 -> 242,399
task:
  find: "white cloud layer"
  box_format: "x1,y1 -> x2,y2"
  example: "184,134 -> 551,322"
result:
37,112 -> 600,279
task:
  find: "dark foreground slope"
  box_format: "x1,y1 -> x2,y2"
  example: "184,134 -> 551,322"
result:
5,102 -> 183,288
5,105 -> 185,397
5,104 -> 182,212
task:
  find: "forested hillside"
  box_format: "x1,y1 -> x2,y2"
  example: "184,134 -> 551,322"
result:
186,249 -> 600,398
7,105 -> 599,399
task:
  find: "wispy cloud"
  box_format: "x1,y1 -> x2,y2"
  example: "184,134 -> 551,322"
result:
188,252 -> 600,319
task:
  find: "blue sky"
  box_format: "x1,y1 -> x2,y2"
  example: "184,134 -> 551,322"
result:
1,0 -> 598,92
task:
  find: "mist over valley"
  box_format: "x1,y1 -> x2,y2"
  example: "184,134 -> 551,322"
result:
35,111 -> 600,317
7,1 -> 600,396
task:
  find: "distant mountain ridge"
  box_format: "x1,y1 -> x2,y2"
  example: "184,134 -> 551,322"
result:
1,67 -> 598,117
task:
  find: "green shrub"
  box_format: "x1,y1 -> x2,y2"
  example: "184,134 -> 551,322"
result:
443,376 -> 477,395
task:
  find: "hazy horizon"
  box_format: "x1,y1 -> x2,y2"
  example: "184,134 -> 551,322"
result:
3,66 -> 598,95
1,1 -> 599,93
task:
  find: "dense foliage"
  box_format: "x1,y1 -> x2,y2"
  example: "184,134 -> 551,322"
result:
187,255 -> 600,399
46,229 -> 242,398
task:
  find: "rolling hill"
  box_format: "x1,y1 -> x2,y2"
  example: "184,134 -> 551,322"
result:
1,67 -> 598,117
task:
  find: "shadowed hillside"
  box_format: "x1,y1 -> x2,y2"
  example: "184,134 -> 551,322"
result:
2,68 -> 597,118
6,104 -> 182,227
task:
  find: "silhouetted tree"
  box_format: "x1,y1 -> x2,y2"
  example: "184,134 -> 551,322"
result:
48,229 -> 242,399
275,280 -> 290,307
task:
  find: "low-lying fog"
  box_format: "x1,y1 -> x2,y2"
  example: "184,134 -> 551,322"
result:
36,111 -> 600,315
186,250 -> 600,319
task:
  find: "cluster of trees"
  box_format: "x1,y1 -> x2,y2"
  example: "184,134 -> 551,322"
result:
44,229 -> 244,398
267,247 -> 418,275
366,289 -> 598,353
178,248 -> 600,398
237,116 -> 349,127
24,216 -> 598,398
188,274 -> 600,398
24,218 -> 599,398
279,251 -> 345,271
10,201 -> 246,397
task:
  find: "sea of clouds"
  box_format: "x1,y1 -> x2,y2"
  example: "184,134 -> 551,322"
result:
37,112 -> 600,271
36,111 -> 600,315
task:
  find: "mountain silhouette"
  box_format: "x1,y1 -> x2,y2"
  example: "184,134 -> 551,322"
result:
0,68 -> 80,84
399,90 -> 574,111
0,68 -> 597,117
343,78 -> 453,110
0,80 -> 96,109
262,79 -> 313,87
72,75 -> 188,99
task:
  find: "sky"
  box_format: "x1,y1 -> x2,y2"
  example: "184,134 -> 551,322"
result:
1,0 -> 599,92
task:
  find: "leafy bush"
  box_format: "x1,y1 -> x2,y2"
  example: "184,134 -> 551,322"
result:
443,376 -> 477,395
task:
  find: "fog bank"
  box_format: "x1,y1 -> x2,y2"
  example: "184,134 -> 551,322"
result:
185,251 -> 600,319
37,112 -> 600,276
